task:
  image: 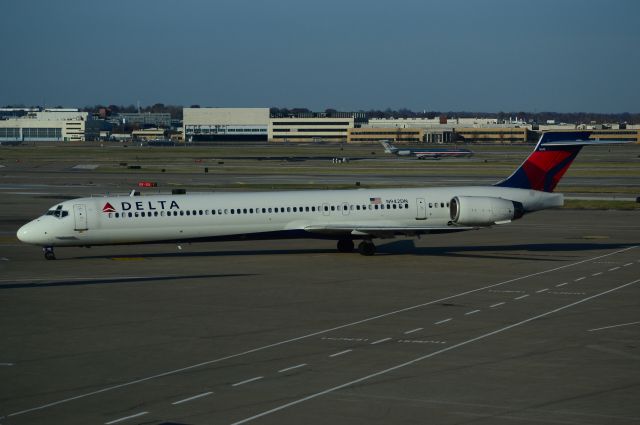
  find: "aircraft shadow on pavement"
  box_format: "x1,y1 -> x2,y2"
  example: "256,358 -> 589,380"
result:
378,240 -> 637,261
70,241 -> 635,261
0,273 -> 255,290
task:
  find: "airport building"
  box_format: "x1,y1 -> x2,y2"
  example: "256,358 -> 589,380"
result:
132,128 -> 167,141
183,108 -> 269,142
590,129 -> 640,143
269,117 -> 354,143
455,127 -> 531,143
347,127 -> 424,143
0,109 -> 89,142
112,112 -> 171,128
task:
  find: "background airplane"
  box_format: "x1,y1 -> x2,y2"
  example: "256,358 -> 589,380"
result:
381,140 -> 473,159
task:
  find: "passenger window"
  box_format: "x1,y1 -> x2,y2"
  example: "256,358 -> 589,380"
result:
429,203 -> 432,208
392,204 -> 397,209
441,203 -> 444,208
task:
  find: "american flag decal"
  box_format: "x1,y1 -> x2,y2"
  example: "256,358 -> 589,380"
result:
369,197 -> 381,205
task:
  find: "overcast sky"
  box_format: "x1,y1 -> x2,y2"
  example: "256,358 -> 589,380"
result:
2,0 -> 638,112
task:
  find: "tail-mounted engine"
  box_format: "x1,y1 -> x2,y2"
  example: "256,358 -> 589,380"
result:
450,196 -> 524,226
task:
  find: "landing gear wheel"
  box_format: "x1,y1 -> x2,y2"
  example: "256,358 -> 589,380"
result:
43,247 -> 56,260
337,239 -> 354,253
358,241 -> 376,256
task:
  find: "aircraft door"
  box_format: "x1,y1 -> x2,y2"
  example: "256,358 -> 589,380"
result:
73,204 -> 88,230
341,202 -> 350,216
416,198 -> 427,220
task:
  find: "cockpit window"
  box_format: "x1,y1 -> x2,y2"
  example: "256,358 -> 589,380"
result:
45,208 -> 69,218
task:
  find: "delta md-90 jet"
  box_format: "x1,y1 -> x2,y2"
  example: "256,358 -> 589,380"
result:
17,132 -> 631,259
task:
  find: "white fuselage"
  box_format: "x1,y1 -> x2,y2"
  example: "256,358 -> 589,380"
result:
17,186 -> 562,247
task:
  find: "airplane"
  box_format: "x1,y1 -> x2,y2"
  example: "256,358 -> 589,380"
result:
17,132 -> 632,259
380,140 -> 473,159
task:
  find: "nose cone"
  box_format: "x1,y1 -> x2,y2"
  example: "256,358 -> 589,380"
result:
17,220 -> 44,245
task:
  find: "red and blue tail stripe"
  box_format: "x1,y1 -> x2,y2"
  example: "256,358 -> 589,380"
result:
495,132 -> 591,192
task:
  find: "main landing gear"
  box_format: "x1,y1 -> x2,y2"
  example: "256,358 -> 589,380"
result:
336,238 -> 376,255
43,247 -> 56,260
337,238 -> 354,253
358,240 -> 376,256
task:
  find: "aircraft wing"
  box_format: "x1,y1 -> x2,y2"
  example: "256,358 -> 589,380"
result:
304,224 -> 476,238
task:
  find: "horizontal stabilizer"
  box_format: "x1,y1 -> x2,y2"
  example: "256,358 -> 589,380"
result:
542,139 -> 636,147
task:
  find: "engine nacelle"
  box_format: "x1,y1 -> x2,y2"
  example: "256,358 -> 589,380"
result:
449,196 -> 524,226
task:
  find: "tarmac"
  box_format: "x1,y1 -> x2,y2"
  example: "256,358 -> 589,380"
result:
0,145 -> 639,424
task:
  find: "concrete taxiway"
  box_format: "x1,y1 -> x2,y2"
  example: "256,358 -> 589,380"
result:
1,190 -> 639,424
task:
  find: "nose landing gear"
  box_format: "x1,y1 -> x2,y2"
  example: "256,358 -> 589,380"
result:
43,247 -> 56,260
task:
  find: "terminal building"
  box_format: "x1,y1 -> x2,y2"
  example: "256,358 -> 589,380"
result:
183,108 -> 269,142
455,127 -> 532,143
0,109 -> 90,142
112,112 -> 171,128
347,127 -> 424,143
269,117 -> 354,142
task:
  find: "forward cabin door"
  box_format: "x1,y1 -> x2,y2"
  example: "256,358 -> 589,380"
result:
416,198 -> 427,220
73,204 -> 88,230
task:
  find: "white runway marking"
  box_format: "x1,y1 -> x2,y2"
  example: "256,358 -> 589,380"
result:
278,363 -> 307,373
609,267 -> 620,271
556,282 -> 569,287
329,349 -> 352,358
536,288 -> 549,293
321,337 -> 368,342
105,411 -> 148,424
592,272 -> 603,276
397,339 -> 446,345
489,302 -> 505,308
588,321 -> 640,332
229,278 -> 640,425
7,246 -> 636,419
623,263 -> 633,267
172,391 -> 213,405
370,337 -> 392,345
548,291 -> 586,295
232,376 -> 263,387
403,328 -> 423,334
465,309 -> 481,316
435,318 -> 452,324
514,294 -> 529,300
575,277 -> 586,282
0,362 -> 14,366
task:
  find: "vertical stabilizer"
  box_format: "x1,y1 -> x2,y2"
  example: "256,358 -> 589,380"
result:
495,132 -> 591,192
